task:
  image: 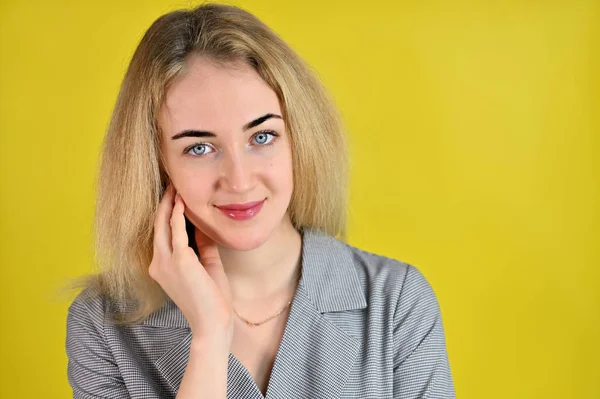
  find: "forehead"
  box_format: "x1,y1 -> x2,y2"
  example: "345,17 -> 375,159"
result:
159,55 -> 281,135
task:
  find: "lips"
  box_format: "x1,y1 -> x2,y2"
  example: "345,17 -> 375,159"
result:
216,199 -> 265,221
216,200 -> 265,211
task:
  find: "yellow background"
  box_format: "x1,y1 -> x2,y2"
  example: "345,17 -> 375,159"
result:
1,0 -> 598,397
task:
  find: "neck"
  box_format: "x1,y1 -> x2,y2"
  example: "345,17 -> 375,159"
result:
215,218 -> 302,303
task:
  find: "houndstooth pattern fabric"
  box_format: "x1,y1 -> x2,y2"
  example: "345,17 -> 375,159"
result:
66,228 -> 455,398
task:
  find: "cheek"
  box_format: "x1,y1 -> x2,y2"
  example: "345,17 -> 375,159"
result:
168,162 -> 214,204
267,149 -> 294,193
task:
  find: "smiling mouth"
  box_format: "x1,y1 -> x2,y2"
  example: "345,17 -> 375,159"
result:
215,199 -> 266,221
215,199 -> 265,211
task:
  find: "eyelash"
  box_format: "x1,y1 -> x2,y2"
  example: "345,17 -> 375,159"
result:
183,130 -> 280,157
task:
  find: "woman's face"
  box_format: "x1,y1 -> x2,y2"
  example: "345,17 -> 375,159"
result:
158,55 -> 294,250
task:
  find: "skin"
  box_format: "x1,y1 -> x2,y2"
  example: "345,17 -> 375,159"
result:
151,54 -> 303,397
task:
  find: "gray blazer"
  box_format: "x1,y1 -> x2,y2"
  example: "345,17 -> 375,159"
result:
66,229 -> 455,398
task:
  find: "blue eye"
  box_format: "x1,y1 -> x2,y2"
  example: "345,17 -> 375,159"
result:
186,143 -> 214,156
191,144 -> 207,155
184,132 -> 277,157
253,131 -> 277,145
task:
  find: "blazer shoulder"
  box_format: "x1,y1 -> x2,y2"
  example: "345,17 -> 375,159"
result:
67,285 -> 110,329
345,243 -> 410,284
342,242 -> 439,308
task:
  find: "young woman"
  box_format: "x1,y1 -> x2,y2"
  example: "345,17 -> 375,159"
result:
66,3 -> 455,398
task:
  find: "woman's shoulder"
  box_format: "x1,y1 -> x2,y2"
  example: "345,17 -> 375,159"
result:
339,239 -> 445,351
67,277 -> 139,327
344,240 -> 435,302
304,228 -> 438,308
66,284 -> 110,341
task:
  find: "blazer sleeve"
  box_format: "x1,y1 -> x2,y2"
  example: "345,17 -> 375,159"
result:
392,266 -> 455,398
66,291 -> 129,399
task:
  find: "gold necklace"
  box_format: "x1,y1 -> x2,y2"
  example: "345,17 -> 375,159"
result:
234,299 -> 293,327
235,261 -> 301,327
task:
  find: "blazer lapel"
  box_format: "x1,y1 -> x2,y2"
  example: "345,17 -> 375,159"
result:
150,299 -> 263,397
141,297 -> 192,393
265,229 -> 368,399
264,282 -> 362,399
155,334 -> 263,399
154,330 -> 193,393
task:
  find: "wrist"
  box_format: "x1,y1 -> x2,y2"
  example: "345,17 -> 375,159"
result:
190,334 -> 231,355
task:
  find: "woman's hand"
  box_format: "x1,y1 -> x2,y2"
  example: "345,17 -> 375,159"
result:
149,183 -> 233,345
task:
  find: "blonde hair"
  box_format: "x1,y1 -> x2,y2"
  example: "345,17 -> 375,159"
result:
89,3 -> 348,323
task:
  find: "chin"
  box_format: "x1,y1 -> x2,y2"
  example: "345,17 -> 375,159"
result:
212,225 -> 273,251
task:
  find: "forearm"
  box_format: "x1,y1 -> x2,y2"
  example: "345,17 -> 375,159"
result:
176,337 -> 229,399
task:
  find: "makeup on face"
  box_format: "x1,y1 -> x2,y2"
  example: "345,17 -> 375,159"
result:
158,57 -> 294,250
215,199 -> 266,221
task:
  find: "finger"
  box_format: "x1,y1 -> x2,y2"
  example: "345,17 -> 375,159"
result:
194,227 -> 220,267
153,183 -> 175,254
170,192 -> 189,251
195,228 -> 230,299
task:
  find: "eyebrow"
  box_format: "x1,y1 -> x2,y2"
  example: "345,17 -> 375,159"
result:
170,113 -> 282,140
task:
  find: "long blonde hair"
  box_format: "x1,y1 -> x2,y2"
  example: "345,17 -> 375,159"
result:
90,3 -> 348,324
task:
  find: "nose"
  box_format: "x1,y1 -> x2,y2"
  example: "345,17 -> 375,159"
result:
219,148 -> 254,194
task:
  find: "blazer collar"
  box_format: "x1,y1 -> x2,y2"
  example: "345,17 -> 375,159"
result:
299,228 -> 367,313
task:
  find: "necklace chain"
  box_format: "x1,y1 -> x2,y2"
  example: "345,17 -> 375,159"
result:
234,299 -> 292,327
234,261 -> 301,327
